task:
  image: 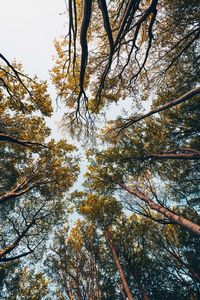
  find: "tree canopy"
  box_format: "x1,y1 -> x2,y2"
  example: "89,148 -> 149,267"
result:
1,0 -> 200,299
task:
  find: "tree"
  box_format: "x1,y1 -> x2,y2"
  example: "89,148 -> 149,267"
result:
84,137 -> 200,234
45,205 -> 200,299
51,0 -> 199,129
0,58 -> 79,263
46,221 -> 103,300
1,0 -> 200,298
109,212 -> 200,299
78,193 -> 135,300
0,264 -> 49,300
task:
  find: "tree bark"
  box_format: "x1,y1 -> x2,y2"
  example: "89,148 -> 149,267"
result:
118,183 -> 200,237
104,227 -> 134,300
0,176 -> 36,204
122,251 -> 149,300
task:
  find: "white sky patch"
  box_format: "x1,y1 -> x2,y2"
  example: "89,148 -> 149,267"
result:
1,0 -> 66,78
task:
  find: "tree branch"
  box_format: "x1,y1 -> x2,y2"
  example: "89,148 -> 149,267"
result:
118,182 -> 200,236
0,132 -> 47,149
118,86 -> 200,131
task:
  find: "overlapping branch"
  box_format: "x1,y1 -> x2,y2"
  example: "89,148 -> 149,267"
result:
0,174 -> 38,204
0,206 -> 46,261
0,53 -> 32,95
65,0 -> 159,117
118,148 -> 200,161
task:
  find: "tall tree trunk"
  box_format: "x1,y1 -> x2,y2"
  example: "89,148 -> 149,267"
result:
118,183 -> 200,237
104,227 -> 134,300
68,275 -> 73,300
75,266 -> 82,300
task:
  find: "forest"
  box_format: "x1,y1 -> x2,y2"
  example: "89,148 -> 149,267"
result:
0,0 -> 200,299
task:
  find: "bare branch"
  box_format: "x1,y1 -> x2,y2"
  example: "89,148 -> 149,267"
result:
0,53 -> 32,95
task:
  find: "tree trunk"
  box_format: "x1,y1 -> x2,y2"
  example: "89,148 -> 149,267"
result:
119,183 -> 200,237
68,275 -> 73,300
133,272 -> 149,300
104,227 -> 134,300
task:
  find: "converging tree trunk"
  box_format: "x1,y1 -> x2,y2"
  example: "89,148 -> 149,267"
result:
104,227 -> 134,300
118,183 -> 200,237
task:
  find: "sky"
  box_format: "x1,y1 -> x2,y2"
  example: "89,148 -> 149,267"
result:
1,0 -> 66,78
0,0 -> 136,124
0,0 -> 152,242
